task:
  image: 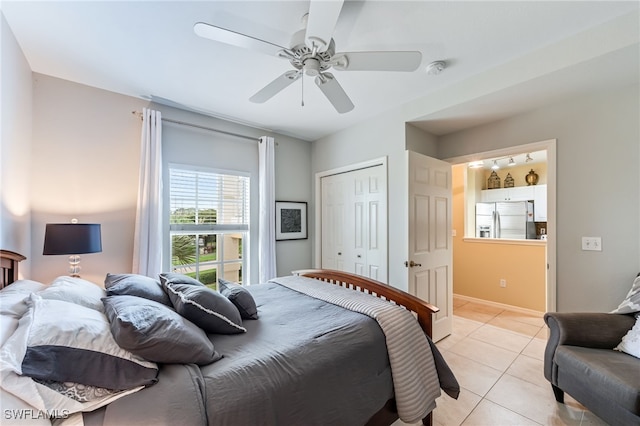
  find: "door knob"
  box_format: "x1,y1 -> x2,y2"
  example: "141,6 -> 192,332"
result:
404,260 -> 422,268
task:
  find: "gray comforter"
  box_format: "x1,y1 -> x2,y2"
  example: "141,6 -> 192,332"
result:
84,280 -> 461,425
85,282 -> 394,425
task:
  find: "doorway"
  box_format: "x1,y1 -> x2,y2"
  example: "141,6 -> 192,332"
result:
448,139 -> 556,313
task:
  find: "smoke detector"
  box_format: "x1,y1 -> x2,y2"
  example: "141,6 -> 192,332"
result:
426,61 -> 446,75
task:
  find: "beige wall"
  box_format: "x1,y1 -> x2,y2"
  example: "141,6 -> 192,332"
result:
441,85 -> 639,312
2,14 -> 313,284
1,13 -> 32,277
453,165 -> 546,311
30,74 -> 148,285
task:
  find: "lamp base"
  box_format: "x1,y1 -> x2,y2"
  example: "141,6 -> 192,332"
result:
68,255 -> 82,278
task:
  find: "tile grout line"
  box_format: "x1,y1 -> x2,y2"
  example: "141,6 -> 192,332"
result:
448,303 -> 548,425
479,331 -> 546,425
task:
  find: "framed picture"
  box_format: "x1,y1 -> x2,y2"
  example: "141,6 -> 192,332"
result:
275,201 -> 307,241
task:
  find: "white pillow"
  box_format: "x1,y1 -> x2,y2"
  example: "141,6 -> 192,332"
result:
38,276 -> 106,312
0,280 -> 47,347
614,314 -> 640,358
0,279 -> 46,317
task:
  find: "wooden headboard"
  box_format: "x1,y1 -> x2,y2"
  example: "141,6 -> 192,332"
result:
0,250 -> 26,290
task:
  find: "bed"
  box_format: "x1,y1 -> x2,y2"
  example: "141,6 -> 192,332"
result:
0,250 -> 458,426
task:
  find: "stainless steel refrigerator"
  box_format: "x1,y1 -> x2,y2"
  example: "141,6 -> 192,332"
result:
476,201 -> 536,239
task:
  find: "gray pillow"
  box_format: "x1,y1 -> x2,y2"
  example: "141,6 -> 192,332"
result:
13,294 -> 158,391
159,272 -> 205,288
163,279 -> 245,334
218,278 -> 258,320
105,273 -> 171,307
102,295 -> 221,365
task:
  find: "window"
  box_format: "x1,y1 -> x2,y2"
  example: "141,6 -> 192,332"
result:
169,166 -> 250,286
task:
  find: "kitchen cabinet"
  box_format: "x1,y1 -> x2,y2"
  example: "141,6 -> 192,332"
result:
534,184 -> 547,221
480,186 -> 534,202
480,185 -> 547,222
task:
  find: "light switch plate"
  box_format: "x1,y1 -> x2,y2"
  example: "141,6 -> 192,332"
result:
581,237 -> 602,251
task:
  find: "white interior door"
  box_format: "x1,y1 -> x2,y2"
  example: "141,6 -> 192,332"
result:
407,151 -> 453,342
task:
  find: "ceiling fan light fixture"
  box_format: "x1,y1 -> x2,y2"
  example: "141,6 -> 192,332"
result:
426,60 -> 446,75
304,58 -> 321,76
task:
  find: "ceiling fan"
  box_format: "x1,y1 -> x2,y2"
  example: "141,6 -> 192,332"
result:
194,0 -> 422,113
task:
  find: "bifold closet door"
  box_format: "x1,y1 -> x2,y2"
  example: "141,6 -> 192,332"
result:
321,165 -> 387,283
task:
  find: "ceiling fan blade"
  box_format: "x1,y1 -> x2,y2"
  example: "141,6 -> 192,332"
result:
250,71 -> 301,103
194,22 -> 286,56
332,51 -> 422,72
314,72 -> 354,114
305,0 -> 344,51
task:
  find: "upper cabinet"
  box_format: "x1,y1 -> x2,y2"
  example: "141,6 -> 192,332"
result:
533,184 -> 547,222
480,186 -> 534,202
480,184 -> 547,222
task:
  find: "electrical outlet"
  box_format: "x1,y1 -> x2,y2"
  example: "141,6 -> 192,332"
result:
581,237 -> 602,251
500,279 -> 507,288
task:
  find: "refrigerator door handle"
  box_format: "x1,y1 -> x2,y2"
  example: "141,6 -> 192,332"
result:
495,211 -> 501,238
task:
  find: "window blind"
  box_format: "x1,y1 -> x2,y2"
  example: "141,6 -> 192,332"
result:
169,168 -> 249,230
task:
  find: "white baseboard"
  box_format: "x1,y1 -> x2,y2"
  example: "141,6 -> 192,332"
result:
453,293 -> 545,317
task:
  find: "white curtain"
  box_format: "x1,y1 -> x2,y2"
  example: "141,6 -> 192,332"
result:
258,136 -> 277,282
133,108 -> 163,277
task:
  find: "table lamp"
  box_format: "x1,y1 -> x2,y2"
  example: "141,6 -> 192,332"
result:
43,220 -> 102,277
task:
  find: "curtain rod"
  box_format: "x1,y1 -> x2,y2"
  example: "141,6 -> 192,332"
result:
131,111 -> 260,142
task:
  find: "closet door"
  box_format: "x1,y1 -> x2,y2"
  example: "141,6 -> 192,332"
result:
321,173 -> 346,271
321,165 -> 387,283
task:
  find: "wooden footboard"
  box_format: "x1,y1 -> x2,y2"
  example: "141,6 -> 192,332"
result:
293,269 -> 439,336
293,269 -> 439,426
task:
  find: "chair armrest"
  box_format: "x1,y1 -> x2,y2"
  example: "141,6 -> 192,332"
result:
544,312 -> 635,348
543,312 -> 636,384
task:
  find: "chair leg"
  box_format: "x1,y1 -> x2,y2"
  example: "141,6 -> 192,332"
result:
551,384 -> 564,403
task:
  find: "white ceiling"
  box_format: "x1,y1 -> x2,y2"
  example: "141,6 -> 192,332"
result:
2,1 -> 639,141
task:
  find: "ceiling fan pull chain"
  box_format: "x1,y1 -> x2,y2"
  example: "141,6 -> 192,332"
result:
301,73 -> 305,107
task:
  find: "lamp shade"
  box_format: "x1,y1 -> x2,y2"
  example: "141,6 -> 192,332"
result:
43,224 -> 102,255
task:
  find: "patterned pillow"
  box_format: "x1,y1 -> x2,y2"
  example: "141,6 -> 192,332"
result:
611,275 -> 640,314
614,314 -> 640,358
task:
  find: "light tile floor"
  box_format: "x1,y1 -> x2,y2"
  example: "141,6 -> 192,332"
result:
395,297 -> 609,426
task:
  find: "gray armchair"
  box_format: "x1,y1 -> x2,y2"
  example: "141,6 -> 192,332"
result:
544,312 -> 639,426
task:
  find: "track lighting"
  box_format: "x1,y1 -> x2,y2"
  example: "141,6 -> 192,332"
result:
508,157 -> 516,166
491,160 -> 500,170
525,153 -> 533,163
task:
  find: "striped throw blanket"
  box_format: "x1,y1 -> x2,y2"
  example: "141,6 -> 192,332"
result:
270,275 -> 441,423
